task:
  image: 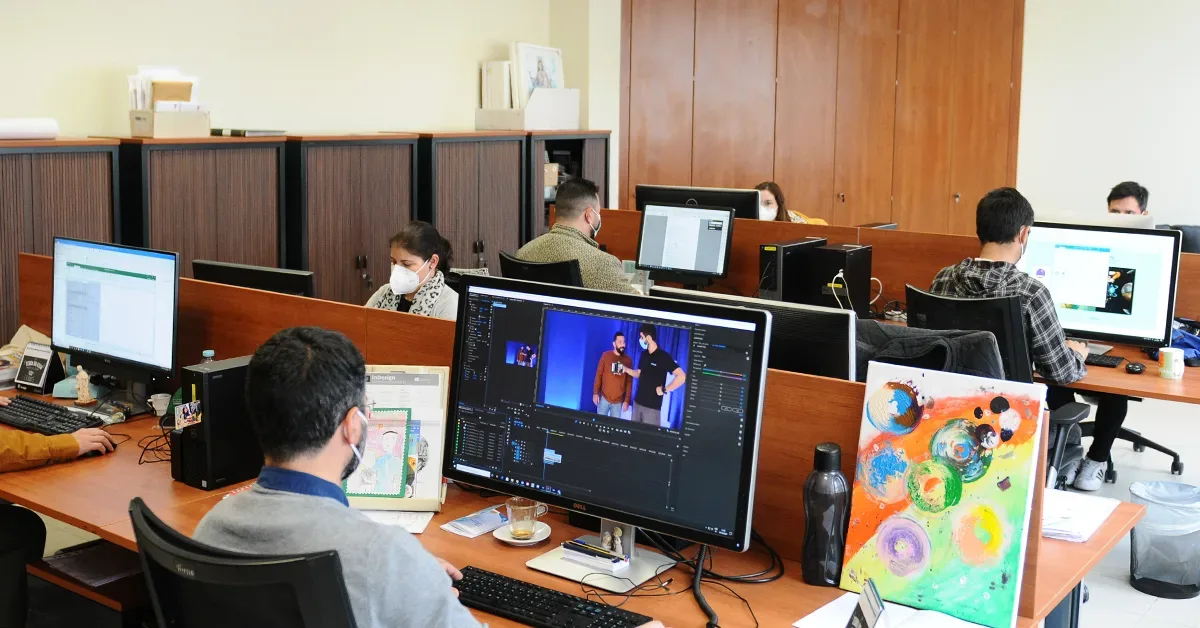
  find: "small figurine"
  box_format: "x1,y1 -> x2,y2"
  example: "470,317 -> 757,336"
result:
75,367 -> 95,406
600,531 -> 614,553
612,526 -> 624,557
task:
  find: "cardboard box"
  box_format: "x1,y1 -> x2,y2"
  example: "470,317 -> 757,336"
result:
475,88 -> 580,131
129,110 -> 211,139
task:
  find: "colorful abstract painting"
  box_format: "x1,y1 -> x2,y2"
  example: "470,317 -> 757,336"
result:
840,363 -> 1045,628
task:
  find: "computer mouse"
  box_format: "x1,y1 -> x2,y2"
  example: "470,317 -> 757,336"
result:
1126,362 -> 1146,375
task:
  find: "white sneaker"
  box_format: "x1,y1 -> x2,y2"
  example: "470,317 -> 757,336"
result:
1062,459 -> 1082,486
1074,457 -> 1107,491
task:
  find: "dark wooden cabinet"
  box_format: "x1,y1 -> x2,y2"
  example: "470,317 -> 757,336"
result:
527,130 -> 610,241
0,138 -> 119,341
113,137 -> 284,277
285,134 -> 417,304
417,132 -> 525,272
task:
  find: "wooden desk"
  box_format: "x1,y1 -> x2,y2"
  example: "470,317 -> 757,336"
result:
1045,344 -> 1200,405
11,251 -> 1141,626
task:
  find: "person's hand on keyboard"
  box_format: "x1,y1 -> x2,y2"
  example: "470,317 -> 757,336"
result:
72,428 -> 115,457
0,397 -> 9,407
437,557 -> 464,597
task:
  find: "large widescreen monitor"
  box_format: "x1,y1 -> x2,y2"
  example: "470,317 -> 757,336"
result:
443,275 -> 771,554
52,237 -> 179,377
1018,223 -> 1181,347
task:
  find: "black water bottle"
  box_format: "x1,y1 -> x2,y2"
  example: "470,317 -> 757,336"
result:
801,442 -> 850,586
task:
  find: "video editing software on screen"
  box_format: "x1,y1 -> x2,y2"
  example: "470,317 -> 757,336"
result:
450,286 -> 757,539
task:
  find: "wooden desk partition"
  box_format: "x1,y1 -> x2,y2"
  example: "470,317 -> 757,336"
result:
857,228 -> 979,307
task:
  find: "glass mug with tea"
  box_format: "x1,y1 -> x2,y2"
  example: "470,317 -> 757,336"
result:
506,497 -> 548,540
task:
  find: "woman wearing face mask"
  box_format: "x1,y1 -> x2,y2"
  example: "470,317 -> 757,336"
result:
365,221 -> 459,320
755,181 -> 829,225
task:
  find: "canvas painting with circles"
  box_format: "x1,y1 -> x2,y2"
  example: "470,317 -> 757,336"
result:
840,363 -> 1045,628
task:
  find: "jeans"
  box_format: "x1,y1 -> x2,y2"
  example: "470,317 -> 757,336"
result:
1046,387 -> 1129,462
596,397 -> 624,418
632,403 -> 662,427
0,503 -> 45,628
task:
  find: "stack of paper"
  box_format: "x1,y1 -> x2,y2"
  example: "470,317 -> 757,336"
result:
481,61 -> 513,109
362,510 -> 435,534
440,505 -> 509,538
1042,488 -> 1121,542
795,593 -> 983,628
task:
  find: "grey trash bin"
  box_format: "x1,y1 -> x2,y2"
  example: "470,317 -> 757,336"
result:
1129,481 -> 1200,599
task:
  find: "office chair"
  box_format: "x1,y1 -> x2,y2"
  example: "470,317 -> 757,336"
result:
906,286 -> 1091,489
129,498 -> 358,628
498,251 -> 583,287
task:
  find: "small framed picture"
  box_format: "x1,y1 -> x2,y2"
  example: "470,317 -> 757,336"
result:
344,409 -> 414,509
599,520 -> 635,561
510,42 -> 565,109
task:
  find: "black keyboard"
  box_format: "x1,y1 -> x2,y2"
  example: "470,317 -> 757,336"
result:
454,566 -> 653,628
1085,354 -> 1125,368
0,395 -> 105,435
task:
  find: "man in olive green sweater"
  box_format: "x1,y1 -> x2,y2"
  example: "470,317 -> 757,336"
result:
0,395 -> 115,628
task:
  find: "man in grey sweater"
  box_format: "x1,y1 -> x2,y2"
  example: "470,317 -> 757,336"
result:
193,327 -> 481,628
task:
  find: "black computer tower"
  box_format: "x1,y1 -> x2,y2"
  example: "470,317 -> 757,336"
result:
171,356 -> 262,491
759,238 -> 827,302
795,244 -> 873,319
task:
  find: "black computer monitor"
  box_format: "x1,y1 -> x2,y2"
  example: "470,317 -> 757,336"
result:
1017,222 -> 1181,347
906,286 -> 1033,382
51,237 -> 179,382
192,260 -> 315,297
650,285 -> 856,380
635,202 -> 735,288
634,184 -> 761,220
443,274 -> 771,588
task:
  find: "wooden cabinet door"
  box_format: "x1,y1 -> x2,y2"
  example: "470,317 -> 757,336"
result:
582,137 -> 608,208
833,0 -> 900,226
477,140 -> 522,272
775,0 -> 840,222
891,0 -> 957,233
434,142 -> 482,271
358,144 -> 413,301
148,150 -> 217,279
626,0 -> 696,209
214,148 -> 279,268
948,0 -> 1017,235
691,0 -> 777,188
0,155 -> 30,342
30,152 -> 114,255
304,146 -> 364,304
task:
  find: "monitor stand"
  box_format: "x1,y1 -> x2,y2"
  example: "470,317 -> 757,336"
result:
648,270 -> 712,292
525,522 -> 677,593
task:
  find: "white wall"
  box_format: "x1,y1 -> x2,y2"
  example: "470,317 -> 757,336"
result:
0,0 -> 551,135
1019,0 -> 1200,225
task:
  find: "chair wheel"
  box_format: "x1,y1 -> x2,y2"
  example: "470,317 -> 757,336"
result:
1105,469 -> 1118,484
1172,461 -> 1184,475
1134,444 -> 1146,453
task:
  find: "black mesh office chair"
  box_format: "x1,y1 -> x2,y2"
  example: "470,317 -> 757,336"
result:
907,286 -> 1091,489
498,252 -> 583,287
129,498 -> 357,628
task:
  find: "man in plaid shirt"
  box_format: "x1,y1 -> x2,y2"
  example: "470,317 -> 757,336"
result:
930,187 -> 1126,491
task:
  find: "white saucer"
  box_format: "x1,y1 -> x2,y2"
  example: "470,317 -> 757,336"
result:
493,522 -> 551,546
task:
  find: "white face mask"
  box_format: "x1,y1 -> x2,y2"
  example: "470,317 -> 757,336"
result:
587,207 -> 602,238
389,259 -> 431,295
759,205 -> 778,221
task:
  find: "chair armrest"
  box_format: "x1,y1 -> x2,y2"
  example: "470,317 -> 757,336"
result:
1050,402 -> 1090,426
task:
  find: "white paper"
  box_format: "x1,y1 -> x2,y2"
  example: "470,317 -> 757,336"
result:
1042,488 -> 1121,543
362,510 -> 435,534
0,118 -> 59,140
440,505 -> 509,538
794,593 -> 984,628
366,371 -> 444,410
365,370 -> 446,503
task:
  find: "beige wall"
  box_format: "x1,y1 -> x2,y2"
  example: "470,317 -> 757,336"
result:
0,0 -> 552,135
549,0 -> 621,205
1019,0 -> 1199,226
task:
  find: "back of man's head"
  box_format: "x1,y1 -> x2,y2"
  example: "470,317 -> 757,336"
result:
555,177 -> 601,221
1107,181 -> 1149,214
976,187 -> 1034,245
245,326 -> 366,462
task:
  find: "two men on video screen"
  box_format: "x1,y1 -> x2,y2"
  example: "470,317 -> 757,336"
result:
592,324 -> 687,426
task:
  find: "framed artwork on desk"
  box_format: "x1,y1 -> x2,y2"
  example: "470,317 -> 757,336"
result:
510,42 -> 565,109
